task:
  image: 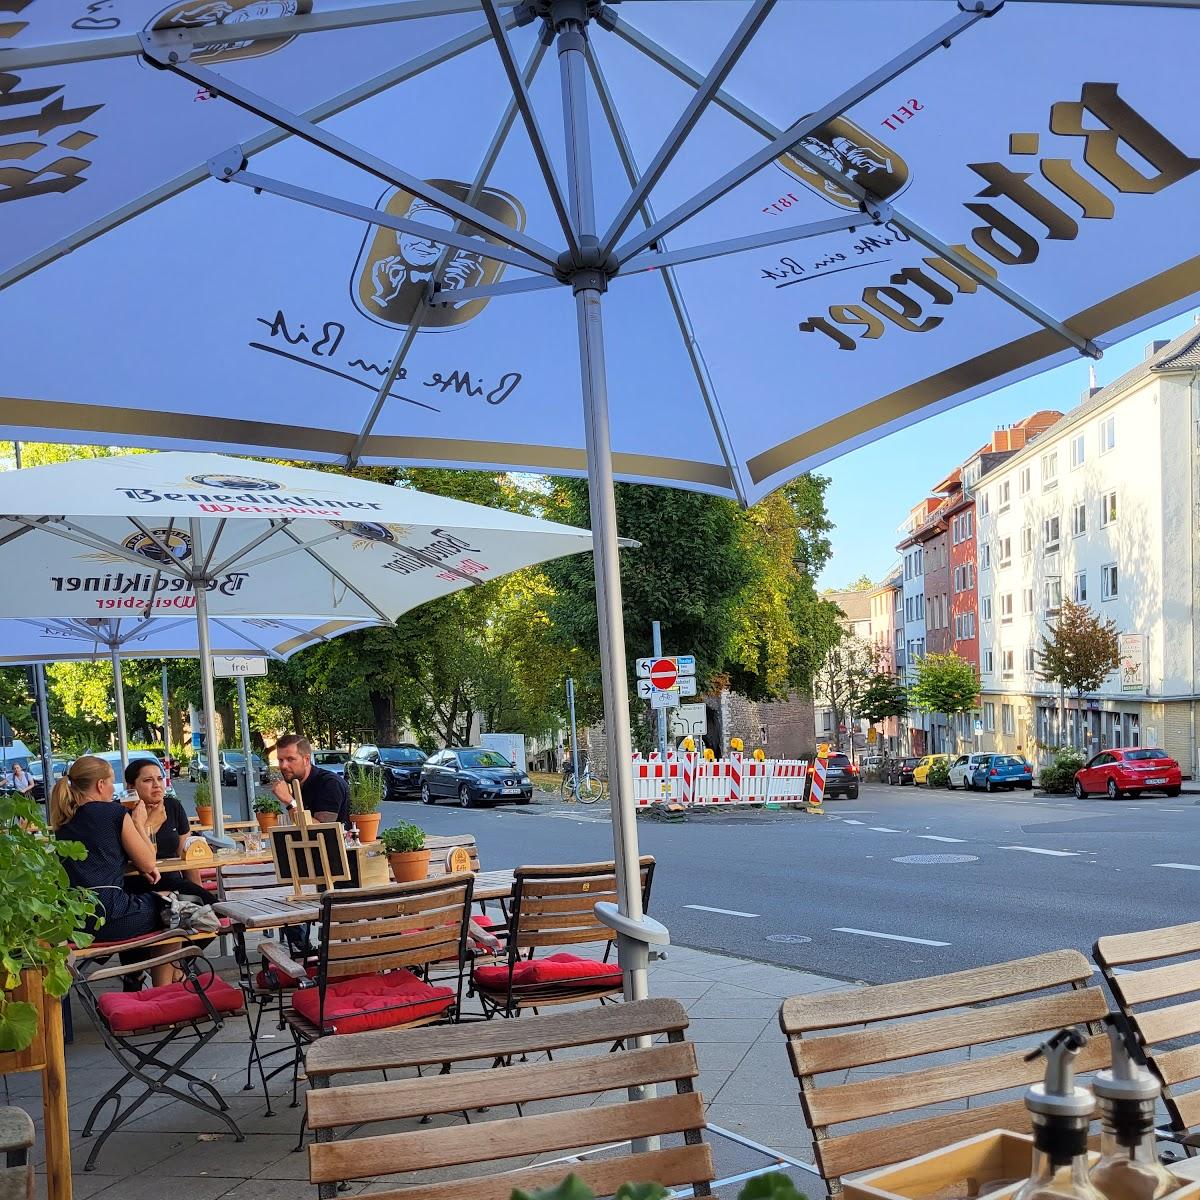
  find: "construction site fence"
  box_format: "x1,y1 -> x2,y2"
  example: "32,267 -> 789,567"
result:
630,751 -> 813,808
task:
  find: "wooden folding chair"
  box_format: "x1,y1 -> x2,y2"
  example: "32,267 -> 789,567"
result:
779,949 -> 1110,1194
472,858 -> 655,1018
1095,920 -> 1200,1148
304,997 -> 715,1199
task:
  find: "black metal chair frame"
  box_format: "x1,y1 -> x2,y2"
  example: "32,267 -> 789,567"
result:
71,931 -> 246,1171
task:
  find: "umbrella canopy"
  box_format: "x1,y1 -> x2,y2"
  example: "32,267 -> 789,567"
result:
0,450 -> 595,835
4,0 -> 1198,1000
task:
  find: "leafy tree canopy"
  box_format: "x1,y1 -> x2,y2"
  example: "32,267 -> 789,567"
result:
908,652 -> 979,718
1037,599 -> 1120,698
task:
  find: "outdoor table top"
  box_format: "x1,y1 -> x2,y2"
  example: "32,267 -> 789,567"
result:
213,868 -> 517,930
125,849 -> 274,874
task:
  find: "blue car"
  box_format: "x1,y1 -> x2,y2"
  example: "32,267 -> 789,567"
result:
971,753 -> 1035,792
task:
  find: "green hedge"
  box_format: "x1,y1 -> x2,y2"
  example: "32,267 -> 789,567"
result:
1039,748 -> 1085,793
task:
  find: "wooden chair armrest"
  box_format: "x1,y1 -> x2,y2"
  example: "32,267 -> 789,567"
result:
260,940 -> 309,980
70,928 -> 193,962
80,945 -> 203,983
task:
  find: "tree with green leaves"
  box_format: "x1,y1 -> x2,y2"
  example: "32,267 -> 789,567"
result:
813,633 -> 881,753
858,672 -> 909,740
907,652 -> 979,753
1037,599 -> 1120,748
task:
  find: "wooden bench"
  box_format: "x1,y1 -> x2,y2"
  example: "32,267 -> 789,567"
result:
779,949 -> 1110,1194
304,997 -> 713,1199
0,1106 -> 34,1200
1095,921 -> 1200,1143
424,834 -> 482,878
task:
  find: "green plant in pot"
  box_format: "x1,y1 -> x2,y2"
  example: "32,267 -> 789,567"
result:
348,764 -> 386,843
380,821 -> 429,883
253,794 -> 283,834
193,776 -> 213,827
0,791 -> 99,1052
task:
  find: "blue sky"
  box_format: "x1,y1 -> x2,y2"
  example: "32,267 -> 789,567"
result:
815,309 -> 1200,591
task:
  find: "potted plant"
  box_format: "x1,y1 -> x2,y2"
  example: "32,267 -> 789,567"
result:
193,776 -> 213,827
380,821 -> 429,883
253,794 -> 283,834
348,764 -> 385,843
0,791 -> 98,1054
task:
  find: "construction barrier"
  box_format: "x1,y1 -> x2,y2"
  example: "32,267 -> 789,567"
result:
630,753 -> 812,808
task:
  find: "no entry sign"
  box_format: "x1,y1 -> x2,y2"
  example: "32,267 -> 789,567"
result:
648,658 -> 678,690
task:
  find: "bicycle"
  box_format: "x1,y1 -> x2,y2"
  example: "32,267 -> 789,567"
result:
559,761 -> 606,804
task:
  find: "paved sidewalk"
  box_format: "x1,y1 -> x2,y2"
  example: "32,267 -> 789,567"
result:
4,943 -> 852,1200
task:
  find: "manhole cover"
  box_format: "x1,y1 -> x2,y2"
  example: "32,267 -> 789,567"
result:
892,853 -> 979,865
765,934 -> 813,944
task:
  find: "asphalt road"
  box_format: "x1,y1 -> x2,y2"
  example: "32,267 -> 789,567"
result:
368,780 -> 1200,986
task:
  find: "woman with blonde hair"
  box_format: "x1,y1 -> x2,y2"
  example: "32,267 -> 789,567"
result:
51,756 -> 175,984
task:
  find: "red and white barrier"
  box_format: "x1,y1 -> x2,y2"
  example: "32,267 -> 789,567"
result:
809,755 -> 828,806
630,754 -> 812,808
631,752 -> 680,806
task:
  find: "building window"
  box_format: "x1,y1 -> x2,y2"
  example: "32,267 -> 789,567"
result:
998,537 -> 1012,567
1000,593 -> 1013,623
822,711 -> 833,732
1043,515 -> 1061,553
998,480 -> 1011,511
984,702 -> 996,730
965,510 -> 973,539
1100,491 -> 1117,527
1025,647 -> 1037,672
954,612 -> 976,640
1002,650 -> 1015,677
1002,704 -> 1016,734
1045,577 -> 1062,613
982,595 -> 993,622
980,491 -> 990,516
1101,562 -> 1118,600
1100,415 -> 1116,454
905,556 -> 912,581
980,543 -> 991,570
1074,571 -> 1087,603
1071,502 -> 1086,538
1019,466 -> 1031,496
1042,452 -> 1058,489
916,594 -> 924,619
1021,526 -> 1033,555
1022,587 -> 1034,614
1070,434 -> 1085,469
1128,713 -> 1140,746
916,553 -> 923,577
983,649 -> 994,674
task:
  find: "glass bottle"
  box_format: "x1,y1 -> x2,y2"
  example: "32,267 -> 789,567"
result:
1015,1028 -> 1106,1200
1088,1018 -> 1178,1200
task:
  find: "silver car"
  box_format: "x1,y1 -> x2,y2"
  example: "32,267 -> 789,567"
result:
313,749 -> 350,778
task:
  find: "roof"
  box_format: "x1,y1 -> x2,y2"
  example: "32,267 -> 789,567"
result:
824,589 -> 872,622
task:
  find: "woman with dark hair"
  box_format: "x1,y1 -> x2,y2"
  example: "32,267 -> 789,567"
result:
50,755 -> 176,986
123,758 -> 216,905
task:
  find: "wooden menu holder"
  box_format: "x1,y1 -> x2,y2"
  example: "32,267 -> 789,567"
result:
268,780 -> 351,899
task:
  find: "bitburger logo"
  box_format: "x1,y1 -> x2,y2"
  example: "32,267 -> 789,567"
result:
187,474 -> 281,491
147,0 -> 312,65
777,116 -> 910,211
352,181 -> 526,332
122,528 -> 194,565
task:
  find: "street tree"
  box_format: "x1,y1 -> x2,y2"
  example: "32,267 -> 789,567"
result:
907,653 -> 980,753
858,672 -> 909,742
1037,599 -> 1120,747
813,634 -> 881,753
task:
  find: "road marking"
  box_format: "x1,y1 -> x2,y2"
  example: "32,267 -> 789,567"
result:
918,835 -> 967,843
834,927 -> 950,947
842,819 -> 867,825
870,826 -> 902,833
684,904 -> 760,918
1000,845 -> 1080,857
1154,862 -> 1200,871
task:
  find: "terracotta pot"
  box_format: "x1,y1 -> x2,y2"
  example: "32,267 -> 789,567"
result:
195,804 -> 213,828
388,848 -> 430,883
350,812 -> 382,843
255,811 -> 280,834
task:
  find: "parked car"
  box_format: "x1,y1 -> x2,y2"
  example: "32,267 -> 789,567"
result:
860,753 -> 886,780
94,751 -> 178,801
948,753 -> 991,791
886,756 -> 919,786
352,744 -> 427,800
913,753 -> 949,786
188,752 -> 208,783
1074,747 -> 1182,799
28,757 -> 70,801
217,750 -> 269,786
312,749 -> 351,779
971,753 -> 1034,792
420,747 -> 533,808
821,753 -> 859,800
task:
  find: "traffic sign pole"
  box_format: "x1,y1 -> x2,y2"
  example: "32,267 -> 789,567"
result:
652,621 -> 667,759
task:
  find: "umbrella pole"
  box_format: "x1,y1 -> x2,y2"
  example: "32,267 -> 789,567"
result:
109,643 -> 129,765
190,520 -> 225,841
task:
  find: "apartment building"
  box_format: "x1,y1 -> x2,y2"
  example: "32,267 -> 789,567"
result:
814,587 -> 873,749
897,499 -> 939,753
976,327 -> 1200,770
869,568 -> 904,752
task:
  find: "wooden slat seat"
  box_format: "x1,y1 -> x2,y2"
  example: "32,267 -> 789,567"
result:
305,997 -> 714,1199
779,949 -> 1109,1194
423,834 -> 483,877
1095,921 -> 1200,1136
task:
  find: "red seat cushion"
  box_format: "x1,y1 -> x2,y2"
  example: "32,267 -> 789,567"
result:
473,953 -> 622,993
254,962 -> 318,991
97,976 -> 244,1033
291,970 -> 455,1035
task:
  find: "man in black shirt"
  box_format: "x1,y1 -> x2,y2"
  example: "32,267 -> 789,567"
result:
272,733 -> 349,824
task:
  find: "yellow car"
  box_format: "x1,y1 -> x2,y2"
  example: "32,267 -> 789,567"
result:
912,753 -> 949,786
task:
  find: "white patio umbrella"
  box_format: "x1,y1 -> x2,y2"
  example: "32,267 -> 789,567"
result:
3,0 -> 1199,996
0,615 -> 378,763
0,451 -> 595,836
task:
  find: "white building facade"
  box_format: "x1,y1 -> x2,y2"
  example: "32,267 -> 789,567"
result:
975,329 -> 1200,771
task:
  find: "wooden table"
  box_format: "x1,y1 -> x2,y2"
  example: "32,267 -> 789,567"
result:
137,849 -> 274,874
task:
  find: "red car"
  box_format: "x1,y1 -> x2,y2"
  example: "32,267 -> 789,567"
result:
1073,747 -> 1182,799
